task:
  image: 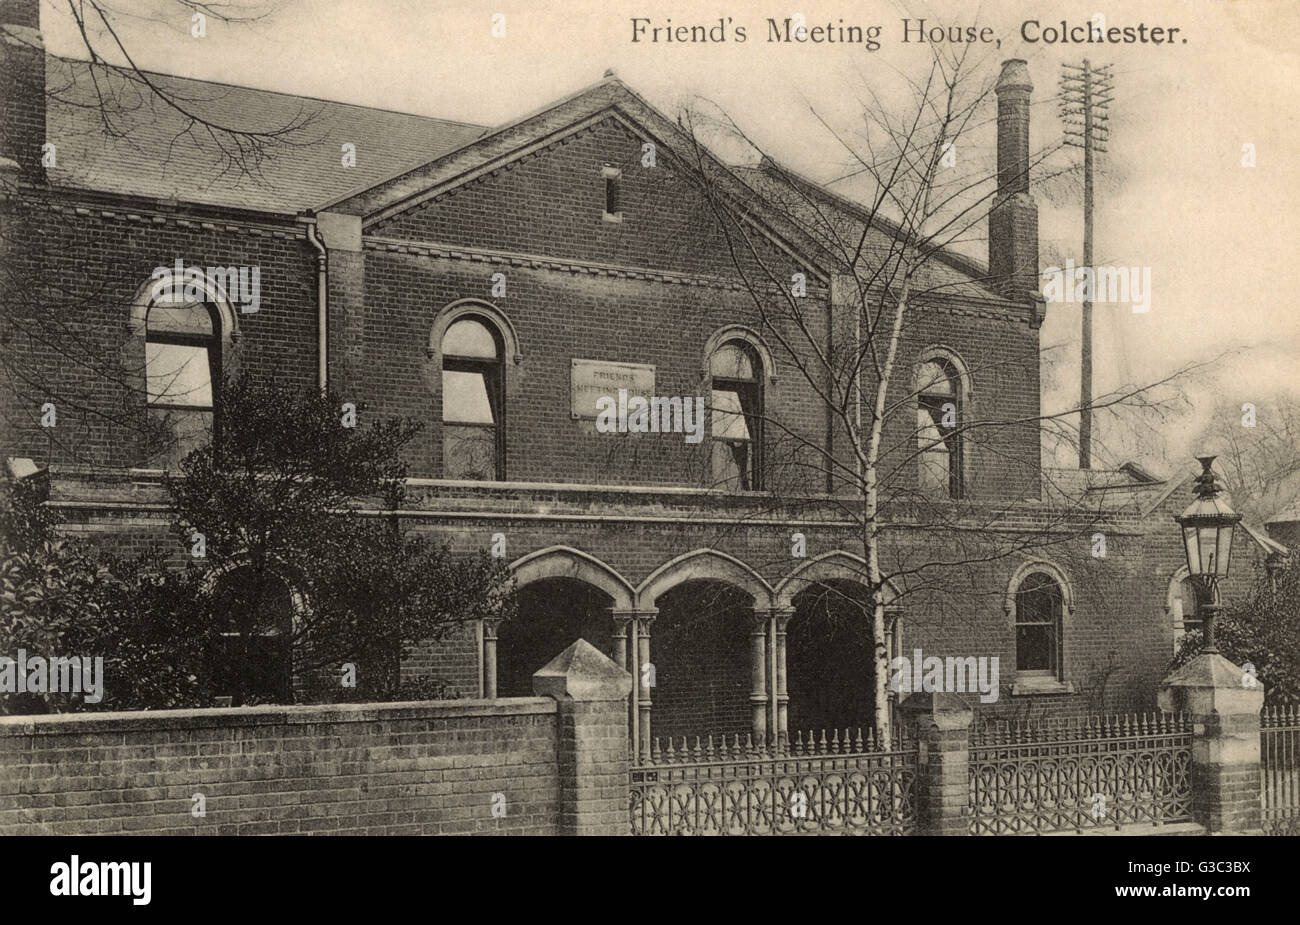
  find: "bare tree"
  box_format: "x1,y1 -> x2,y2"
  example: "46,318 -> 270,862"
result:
14,0 -> 316,175
1191,393 -> 1300,523
666,41 -> 1206,741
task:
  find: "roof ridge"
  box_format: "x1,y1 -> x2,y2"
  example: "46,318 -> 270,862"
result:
52,55 -> 487,129
741,157 -> 999,290
312,73 -> 630,213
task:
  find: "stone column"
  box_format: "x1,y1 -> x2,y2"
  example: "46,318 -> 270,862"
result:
610,610 -> 632,672
885,605 -> 904,735
481,617 -> 502,699
1159,652 -> 1266,833
533,640 -> 633,836
773,608 -> 794,747
748,612 -> 769,746
899,691 -> 974,836
635,612 -> 656,761
610,609 -> 636,753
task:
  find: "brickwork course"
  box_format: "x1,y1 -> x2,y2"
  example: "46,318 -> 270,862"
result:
0,640 -> 634,836
0,0 -> 1288,750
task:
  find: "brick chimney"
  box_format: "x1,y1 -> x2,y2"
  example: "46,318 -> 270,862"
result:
989,59 -> 1042,319
0,0 -> 46,183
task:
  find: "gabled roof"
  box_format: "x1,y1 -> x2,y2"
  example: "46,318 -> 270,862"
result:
323,74 -> 837,275
40,61 -> 866,277
1243,522 -> 1288,557
733,159 -> 1013,305
44,58 -> 486,213
1135,463 -> 1286,557
1118,461 -> 1162,484
1041,464 -> 1171,513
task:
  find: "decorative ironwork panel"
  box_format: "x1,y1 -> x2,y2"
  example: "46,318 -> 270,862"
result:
630,729 -> 916,836
968,712 -> 1192,835
1261,705 -> 1300,836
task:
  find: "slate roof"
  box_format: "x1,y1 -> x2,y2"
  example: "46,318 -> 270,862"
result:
1040,465 -> 1171,514
42,56 -> 1000,294
44,57 -> 486,214
732,161 -> 1009,304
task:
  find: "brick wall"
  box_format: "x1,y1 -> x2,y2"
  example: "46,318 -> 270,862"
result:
375,117 -> 788,280
0,191 -> 318,469
1,638 -> 633,837
0,697 -> 561,835
1,101 -> 1042,499
35,471 -> 1274,728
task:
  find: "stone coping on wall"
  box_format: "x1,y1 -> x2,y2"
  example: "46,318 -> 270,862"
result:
35,464 -> 1156,532
0,696 -> 556,737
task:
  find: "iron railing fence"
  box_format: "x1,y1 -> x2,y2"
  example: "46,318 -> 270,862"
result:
630,728 -> 916,836
968,712 -> 1193,835
1261,705 -> 1300,836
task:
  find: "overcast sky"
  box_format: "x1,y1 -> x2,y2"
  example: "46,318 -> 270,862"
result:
40,0 -> 1300,473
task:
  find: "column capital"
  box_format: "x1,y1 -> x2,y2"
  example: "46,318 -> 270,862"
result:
481,616 -> 504,640
770,607 -> 796,630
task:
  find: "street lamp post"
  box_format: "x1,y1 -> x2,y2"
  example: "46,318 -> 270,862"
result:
1174,456 -> 1242,654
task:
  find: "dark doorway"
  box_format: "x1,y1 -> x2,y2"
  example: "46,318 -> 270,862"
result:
652,581 -> 753,745
786,580 -> 875,737
496,578 -> 613,697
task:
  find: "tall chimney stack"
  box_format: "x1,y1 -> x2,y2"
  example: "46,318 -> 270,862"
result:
0,0 -> 47,184
989,59 -> 1042,319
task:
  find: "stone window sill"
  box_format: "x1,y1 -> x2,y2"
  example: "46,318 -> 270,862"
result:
1011,678 -> 1076,697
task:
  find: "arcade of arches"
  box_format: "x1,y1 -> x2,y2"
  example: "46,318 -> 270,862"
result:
485,550 -> 902,757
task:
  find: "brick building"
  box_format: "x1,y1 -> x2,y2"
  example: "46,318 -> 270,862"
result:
0,0 -> 1285,749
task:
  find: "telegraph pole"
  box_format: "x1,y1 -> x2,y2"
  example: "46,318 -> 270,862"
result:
1060,60 -> 1112,470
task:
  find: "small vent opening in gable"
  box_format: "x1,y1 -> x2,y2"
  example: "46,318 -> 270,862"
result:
602,165 -> 622,222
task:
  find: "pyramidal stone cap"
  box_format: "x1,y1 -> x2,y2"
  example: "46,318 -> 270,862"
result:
532,639 -> 632,702
1160,651 -> 1254,690
1158,651 -> 1265,715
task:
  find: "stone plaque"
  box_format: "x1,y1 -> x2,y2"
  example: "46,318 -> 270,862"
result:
570,359 -> 655,420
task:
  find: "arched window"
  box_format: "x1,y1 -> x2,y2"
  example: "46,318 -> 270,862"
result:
710,340 -> 763,491
145,296 -> 221,460
209,565 -> 295,705
1014,571 -> 1063,678
915,356 -> 963,498
442,316 -> 504,480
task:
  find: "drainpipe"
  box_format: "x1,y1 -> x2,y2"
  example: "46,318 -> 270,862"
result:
301,214 -> 329,392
